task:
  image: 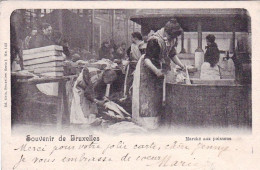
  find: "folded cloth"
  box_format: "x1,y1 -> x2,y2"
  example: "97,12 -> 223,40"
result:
200,62 -> 220,80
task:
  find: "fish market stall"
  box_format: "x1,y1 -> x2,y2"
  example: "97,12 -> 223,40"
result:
131,9 -> 252,127
12,45 -> 130,128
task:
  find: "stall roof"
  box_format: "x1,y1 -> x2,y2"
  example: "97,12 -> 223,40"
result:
130,9 -> 250,33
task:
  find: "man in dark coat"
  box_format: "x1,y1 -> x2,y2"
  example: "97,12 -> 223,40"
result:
29,23 -> 55,49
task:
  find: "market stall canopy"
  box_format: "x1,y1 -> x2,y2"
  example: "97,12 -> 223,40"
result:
130,9 -> 251,34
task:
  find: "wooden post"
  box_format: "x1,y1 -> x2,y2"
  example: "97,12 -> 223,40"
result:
180,32 -> 186,53
20,9 -> 26,70
57,80 -> 64,129
187,38 -> 191,53
99,25 -> 102,48
125,11 -> 129,47
58,10 -> 63,34
232,31 -> 236,53
20,9 -> 26,33
91,9 -> 95,54
83,9 -> 89,51
195,20 -> 203,52
29,10 -> 33,28
108,10 -> 111,36
35,9 -> 41,25
111,9 -> 115,40
62,80 -> 69,124
194,20 -> 204,70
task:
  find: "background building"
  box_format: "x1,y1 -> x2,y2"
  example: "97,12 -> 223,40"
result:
11,9 -> 141,56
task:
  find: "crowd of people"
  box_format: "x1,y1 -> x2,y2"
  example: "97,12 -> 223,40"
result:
98,40 -> 127,61
12,22 -> 148,70
12,20 -> 154,69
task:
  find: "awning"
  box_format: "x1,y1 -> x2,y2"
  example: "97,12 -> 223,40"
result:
130,9 -> 250,32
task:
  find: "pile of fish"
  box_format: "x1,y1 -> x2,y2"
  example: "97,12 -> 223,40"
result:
103,101 -> 131,121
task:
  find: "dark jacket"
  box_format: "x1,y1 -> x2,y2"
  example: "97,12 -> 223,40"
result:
29,33 -> 55,49
99,44 -> 110,60
126,46 -> 146,61
204,42 -> 220,67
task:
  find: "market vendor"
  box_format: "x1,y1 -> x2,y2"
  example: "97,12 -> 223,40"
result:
70,66 -> 117,125
121,32 -> 147,99
29,23 -> 55,49
132,18 -> 186,129
200,34 -> 221,79
24,27 -> 38,50
127,32 -> 146,62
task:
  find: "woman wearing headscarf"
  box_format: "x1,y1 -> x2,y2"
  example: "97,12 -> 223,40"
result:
200,34 -> 221,79
70,66 -> 117,125
132,18 -> 186,129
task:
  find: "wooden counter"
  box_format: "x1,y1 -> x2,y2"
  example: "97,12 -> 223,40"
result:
165,82 -> 252,127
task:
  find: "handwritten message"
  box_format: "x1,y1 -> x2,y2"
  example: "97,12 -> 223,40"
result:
11,135 -> 232,170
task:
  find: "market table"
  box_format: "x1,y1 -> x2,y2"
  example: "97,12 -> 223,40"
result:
13,75 -> 76,129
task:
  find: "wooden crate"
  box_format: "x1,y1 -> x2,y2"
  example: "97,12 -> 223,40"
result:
23,45 -> 63,55
24,61 -> 64,71
22,45 -> 64,96
23,56 -> 64,66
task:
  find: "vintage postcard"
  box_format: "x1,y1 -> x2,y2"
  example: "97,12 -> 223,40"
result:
1,1 -> 259,169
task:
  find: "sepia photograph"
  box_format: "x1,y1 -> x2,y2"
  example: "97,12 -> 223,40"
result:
10,8 -> 252,135
1,1 -> 259,169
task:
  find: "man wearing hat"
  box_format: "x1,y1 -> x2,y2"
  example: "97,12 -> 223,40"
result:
132,18 -> 186,129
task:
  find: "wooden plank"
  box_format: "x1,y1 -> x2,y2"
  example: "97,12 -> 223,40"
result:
23,45 -> 63,55
177,53 -> 195,59
190,78 -> 236,86
42,72 -> 64,77
24,56 -> 64,66
23,51 -> 62,61
24,61 -> 64,70
17,76 -> 73,84
34,66 -> 64,74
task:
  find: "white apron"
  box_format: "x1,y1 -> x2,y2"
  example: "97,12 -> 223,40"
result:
70,70 -> 98,124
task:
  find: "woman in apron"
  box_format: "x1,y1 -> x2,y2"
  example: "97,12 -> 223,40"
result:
70,67 -> 118,126
132,18 -> 186,129
70,67 -> 103,126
